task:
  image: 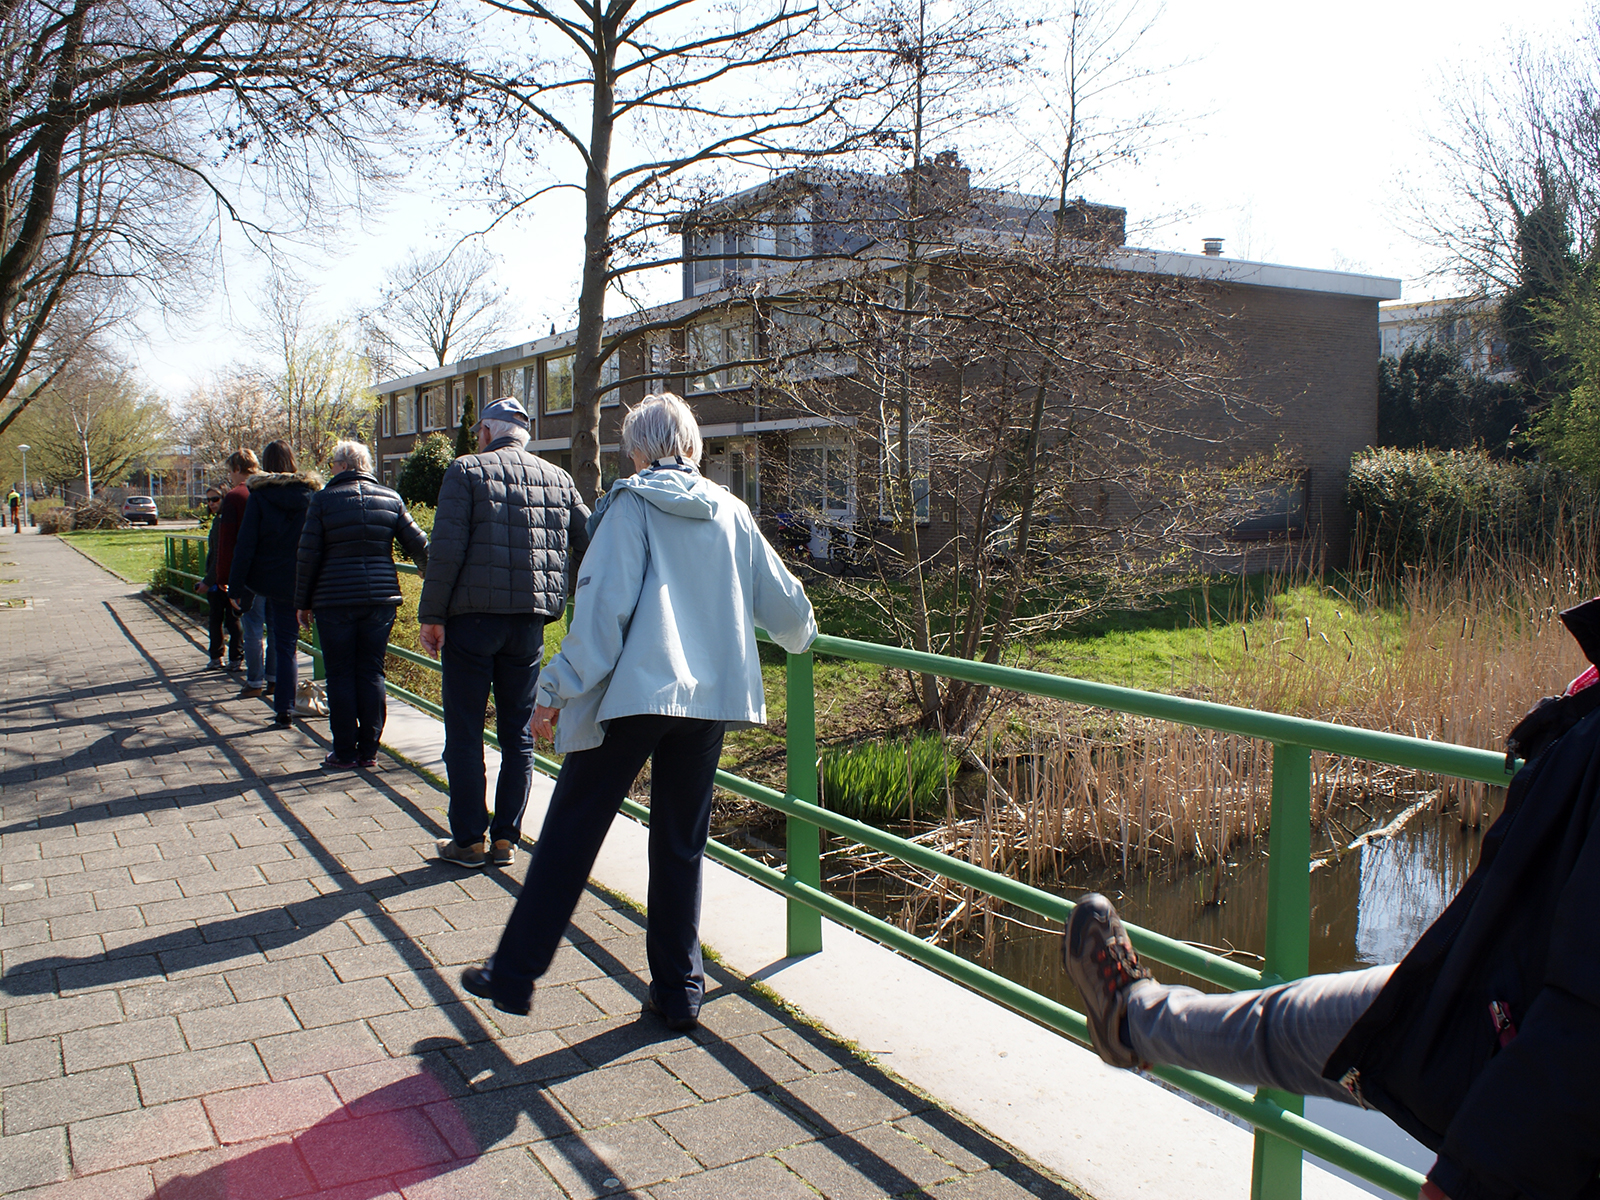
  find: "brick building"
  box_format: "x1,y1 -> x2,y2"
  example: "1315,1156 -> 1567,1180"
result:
372,165 -> 1400,569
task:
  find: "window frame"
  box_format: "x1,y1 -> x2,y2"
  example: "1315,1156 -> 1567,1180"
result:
544,354 -> 575,415
879,422 -> 931,524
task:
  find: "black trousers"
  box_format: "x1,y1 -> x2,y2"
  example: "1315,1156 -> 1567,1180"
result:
316,605 -> 396,761
440,613 -> 543,847
492,714 -> 727,1020
264,598 -> 300,719
206,588 -> 241,663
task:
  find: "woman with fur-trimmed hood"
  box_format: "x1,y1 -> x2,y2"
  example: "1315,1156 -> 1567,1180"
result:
229,439 -> 321,727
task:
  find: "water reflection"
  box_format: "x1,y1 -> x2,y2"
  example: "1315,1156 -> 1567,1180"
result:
842,797 -> 1499,1197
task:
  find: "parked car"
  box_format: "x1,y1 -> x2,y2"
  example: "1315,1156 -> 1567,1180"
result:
121,496 -> 159,525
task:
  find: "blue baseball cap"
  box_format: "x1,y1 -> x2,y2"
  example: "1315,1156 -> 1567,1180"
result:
476,397 -> 531,429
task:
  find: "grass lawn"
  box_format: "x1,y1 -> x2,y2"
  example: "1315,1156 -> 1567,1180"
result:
61,528 -> 182,584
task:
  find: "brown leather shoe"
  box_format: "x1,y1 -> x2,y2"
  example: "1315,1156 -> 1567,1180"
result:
238,685 -> 266,699
490,839 -> 515,867
437,839 -> 487,869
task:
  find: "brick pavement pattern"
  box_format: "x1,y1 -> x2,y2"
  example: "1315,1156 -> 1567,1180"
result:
0,534 -> 1081,1199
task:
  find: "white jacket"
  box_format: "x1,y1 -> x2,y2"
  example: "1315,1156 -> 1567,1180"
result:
534,460 -> 817,753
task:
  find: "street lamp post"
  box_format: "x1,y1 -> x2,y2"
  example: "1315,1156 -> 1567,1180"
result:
17,444 -> 29,529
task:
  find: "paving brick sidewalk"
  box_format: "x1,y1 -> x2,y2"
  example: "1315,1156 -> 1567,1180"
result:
0,534 -> 1079,1200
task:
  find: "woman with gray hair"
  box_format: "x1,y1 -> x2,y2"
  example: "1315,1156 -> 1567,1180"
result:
461,392 -> 817,1028
294,440 -> 430,768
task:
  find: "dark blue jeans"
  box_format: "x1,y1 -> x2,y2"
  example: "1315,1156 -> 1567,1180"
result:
264,598 -> 300,719
316,606 -> 396,761
441,613 -> 543,847
492,714 -> 727,1020
206,587 -> 241,663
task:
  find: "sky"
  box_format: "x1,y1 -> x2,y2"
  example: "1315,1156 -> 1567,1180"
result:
127,0 -> 1593,400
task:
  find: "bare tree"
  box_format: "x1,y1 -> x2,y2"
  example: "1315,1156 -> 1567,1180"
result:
363,245 -> 515,374
757,0 -> 1257,730
174,371 -> 289,469
254,277 -> 378,466
455,0 -> 936,500
1410,13 -> 1600,293
0,0 -> 446,436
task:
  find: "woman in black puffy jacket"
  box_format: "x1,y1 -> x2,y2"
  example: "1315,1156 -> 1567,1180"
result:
294,440 -> 429,768
229,440 -> 321,727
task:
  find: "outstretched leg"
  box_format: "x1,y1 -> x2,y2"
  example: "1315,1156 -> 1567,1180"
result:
1064,893 -> 1392,1105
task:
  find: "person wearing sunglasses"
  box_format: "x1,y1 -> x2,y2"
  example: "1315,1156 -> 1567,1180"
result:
194,489 -> 242,670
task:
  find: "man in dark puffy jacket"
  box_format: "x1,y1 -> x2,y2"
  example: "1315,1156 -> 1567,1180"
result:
1064,598 -> 1600,1200
419,398 -> 589,869
295,441 -> 429,769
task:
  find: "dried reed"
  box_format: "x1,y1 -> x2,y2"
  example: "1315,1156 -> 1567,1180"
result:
866,524 -> 1599,943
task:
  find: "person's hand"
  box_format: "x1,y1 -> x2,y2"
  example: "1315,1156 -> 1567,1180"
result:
193,581 -> 205,594
529,705 -> 559,741
419,623 -> 445,657
229,597 -> 242,612
296,609 -> 314,630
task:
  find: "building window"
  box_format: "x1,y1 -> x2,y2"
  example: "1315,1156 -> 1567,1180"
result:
645,339 -> 671,392
770,304 -> 853,380
791,439 -> 853,520
382,455 -> 405,486
545,354 -> 574,414
396,391 -> 417,436
421,386 -> 448,431
1228,470 -> 1310,541
520,365 -> 537,410
687,315 -> 753,393
451,382 -> 464,428
879,423 -> 931,523
600,348 -> 622,407
380,396 -> 393,439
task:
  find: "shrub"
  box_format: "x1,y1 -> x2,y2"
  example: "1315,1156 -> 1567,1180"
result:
820,733 -> 954,823
1347,447 -> 1600,570
398,501 -> 434,563
396,434 -> 456,507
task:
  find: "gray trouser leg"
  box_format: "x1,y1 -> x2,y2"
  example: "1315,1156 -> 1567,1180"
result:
1124,964 -> 1395,1105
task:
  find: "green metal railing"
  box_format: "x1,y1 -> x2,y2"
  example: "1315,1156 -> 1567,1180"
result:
163,534 -> 1512,1199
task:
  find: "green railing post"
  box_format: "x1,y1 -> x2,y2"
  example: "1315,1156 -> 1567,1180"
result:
311,620 -> 325,681
785,649 -> 822,956
1252,742 -> 1313,1200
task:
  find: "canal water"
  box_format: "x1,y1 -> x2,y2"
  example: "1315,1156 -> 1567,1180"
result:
923,795 -> 1499,1195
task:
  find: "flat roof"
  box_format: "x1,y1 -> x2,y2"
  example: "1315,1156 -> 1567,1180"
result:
375,247 -> 1402,394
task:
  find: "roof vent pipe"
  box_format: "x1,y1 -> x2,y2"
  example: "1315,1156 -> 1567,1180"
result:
1202,237 -> 1224,257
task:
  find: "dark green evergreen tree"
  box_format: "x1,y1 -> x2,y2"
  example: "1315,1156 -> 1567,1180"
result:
1378,345 -> 1526,457
1498,172 -> 1583,407
396,433 -> 456,507
453,393 -> 476,458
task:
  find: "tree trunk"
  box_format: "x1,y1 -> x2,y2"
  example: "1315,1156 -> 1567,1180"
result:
569,9 -> 617,505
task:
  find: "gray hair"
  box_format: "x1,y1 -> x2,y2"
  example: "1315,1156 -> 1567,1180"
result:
481,418 -> 530,446
329,441 -> 372,473
621,392 -> 702,465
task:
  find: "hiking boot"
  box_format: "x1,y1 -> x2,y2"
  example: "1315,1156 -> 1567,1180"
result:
437,839 -> 487,869
273,712 -> 293,728
490,839 -> 515,867
322,753 -> 359,770
1063,893 -> 1154,1070
238,685 -> 266,699
207,658 -> 224,670
461,957 -> 533,1015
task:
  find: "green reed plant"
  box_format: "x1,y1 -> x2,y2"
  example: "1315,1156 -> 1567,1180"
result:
821,733 -> 954,823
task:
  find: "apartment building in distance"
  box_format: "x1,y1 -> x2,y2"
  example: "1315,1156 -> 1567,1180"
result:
372,159 -> 1401,569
